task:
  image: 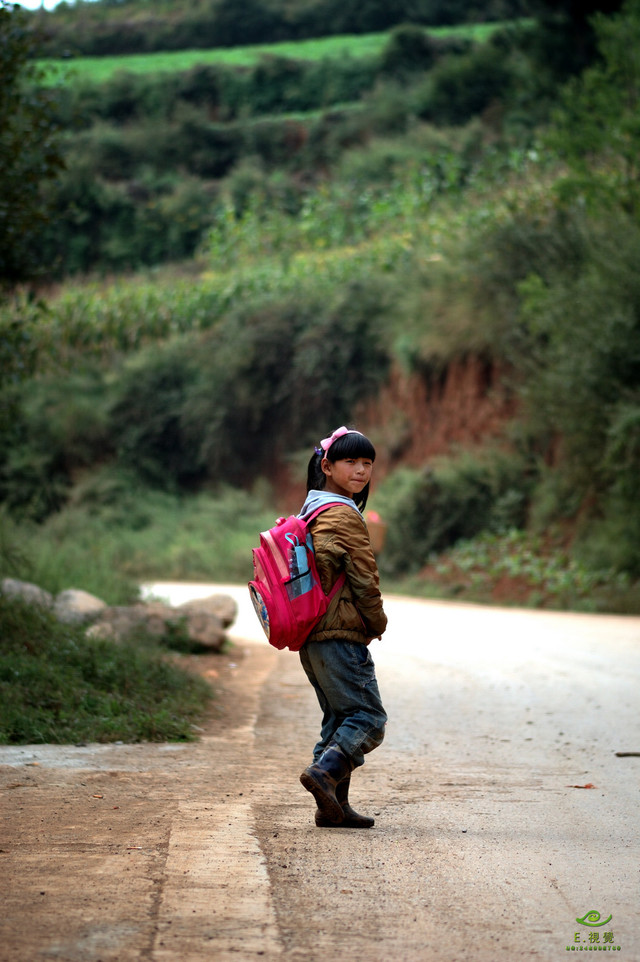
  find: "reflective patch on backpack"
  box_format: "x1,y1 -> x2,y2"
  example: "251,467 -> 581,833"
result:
249,584 -> 270,639
285,570 -> 315,600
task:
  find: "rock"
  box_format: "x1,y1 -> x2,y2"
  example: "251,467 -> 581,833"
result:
176,593 -> 237,629
86,603 -> 178,641
89,599 -> 227,651
180,608 -> 225,649
53,589 -> 108,625
88,604 -> 150,639
85,621 -> 117,641
2,579 -> 231,652
1,578 -> 53,609
143,602 -> 180,637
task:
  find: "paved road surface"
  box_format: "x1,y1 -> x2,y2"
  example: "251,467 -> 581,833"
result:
1,585 -> 638,961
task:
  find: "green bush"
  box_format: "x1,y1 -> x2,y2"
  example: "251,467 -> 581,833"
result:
35,153 -> 217,276
0,2 -> 64,286
110,341 -> 204,490
184,280 -> 391,485
398,186 -> 590,375
575,499 -> 640,579
417,42 -> 516,125
515,213 -> 640,571
380,24 -> 439,78
0,367 -> 113,520
376,446 -> 531,575
545,0 -> 640,218
0,411 -> 69,523
223,160 -> 304,217
333,125 -> 462,185
363,81 -> 412,136
53,54 -> 379,129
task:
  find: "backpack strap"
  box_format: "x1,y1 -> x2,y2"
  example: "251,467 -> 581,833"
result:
304,501 -> 347,599
326,571 -> 347,600
303,500 -> 359,524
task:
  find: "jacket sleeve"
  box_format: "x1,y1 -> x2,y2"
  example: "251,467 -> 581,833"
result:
312,506 -> 387,639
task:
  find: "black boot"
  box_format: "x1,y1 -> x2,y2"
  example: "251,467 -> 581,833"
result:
300,742 -> 352,824
315,775 -> 375,829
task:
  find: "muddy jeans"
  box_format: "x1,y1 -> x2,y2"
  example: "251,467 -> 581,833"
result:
299,639 -> 387,769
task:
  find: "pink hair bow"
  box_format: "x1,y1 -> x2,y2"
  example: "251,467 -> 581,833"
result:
319,425 -> 362,455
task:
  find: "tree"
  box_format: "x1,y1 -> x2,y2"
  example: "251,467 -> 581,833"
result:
211,0 -> 285,48
548,0 -> 640,216
0,1 -> 64,288
527,0 -> 626,80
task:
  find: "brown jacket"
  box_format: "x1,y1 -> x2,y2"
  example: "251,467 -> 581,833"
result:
306,505 -> 387,644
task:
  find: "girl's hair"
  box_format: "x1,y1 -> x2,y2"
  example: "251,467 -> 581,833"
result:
306,428 -> 376,511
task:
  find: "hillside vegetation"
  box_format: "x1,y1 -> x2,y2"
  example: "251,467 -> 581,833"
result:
25,18 -> 532,279
1,0 -> 639,618
38,23 -> 504,84
32,0 -> 529,56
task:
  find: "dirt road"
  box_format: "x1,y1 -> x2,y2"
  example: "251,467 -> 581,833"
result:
1,586 -> 639,961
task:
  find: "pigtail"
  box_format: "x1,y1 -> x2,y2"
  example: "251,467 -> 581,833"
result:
306,449 -> 326,492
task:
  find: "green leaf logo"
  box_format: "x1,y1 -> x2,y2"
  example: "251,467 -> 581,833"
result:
576,911 -> 612,928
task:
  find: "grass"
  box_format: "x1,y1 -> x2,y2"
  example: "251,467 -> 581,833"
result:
0,595 -> 212,745
2,481 -> 279,604
0,482 -> 274,746
385,530 -> 639,614
38,22 -> 521,85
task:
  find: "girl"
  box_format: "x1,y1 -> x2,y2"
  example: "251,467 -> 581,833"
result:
298,426 -> 388,828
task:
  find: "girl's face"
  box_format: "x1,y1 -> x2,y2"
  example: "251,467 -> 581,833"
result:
322,456 -> 373,500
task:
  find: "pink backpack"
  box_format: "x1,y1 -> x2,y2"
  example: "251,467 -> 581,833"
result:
248,504 -> 346,651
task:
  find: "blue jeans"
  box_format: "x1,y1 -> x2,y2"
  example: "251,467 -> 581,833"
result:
299,639 -> 387,769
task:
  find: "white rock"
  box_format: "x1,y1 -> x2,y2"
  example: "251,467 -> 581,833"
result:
54,589 -> 108,625
1,578 -> 53,609
177,593 -> 237,628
